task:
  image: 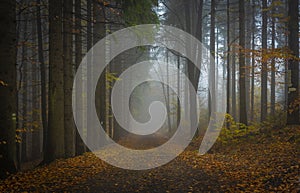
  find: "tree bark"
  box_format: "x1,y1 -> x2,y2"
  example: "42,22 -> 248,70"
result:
250,0 -> 256,122
231,19 -> 236,121
239,0 -> 248,125
209,0 -> 216,121
46,0 -> 65,162
0,0 -> 17,177
75,0 -> 86,156
21,17 -> 28,163
63,0 -> 76,158
261,0 -> 268,122
226,0 -> 231,126
287,0 -> 299,124
31,12 -> 41,160
36,0 -> 48,160
270,7 -> 276,116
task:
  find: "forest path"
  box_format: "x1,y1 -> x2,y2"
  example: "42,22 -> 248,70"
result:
0,127 -> 299,192
70,134 -> 221,192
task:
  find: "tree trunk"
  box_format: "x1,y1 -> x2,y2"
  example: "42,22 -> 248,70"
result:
250,0 -> 256,122
93,0 -> 106,143
231,13 -> 237,121
184,1 -> 197,137
226,0 -> 231,124
287,0 -> 299,124
239,0 -> 248,125
177,55 -> 180,128
31,12 -> 41,160
245,0 -> 251,121
36,0 -> 48,160
46,0 -> 65,162
261,0 -> 268,122
21,18 -> 28,163
270,8 -> 276,116
63,0 -> 75,158
0,0 -> 17,177
209,0 -> 216,121
75,0 -> 86,156
86,0 -> 94,148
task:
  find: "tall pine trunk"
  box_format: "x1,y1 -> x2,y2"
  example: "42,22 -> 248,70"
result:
270,8 -> 276,116
226,0 -> 230,122
46,0 -> 65,162
36,0 -> 48,159
63,0 -> 76,158
287,0 -> 299,124
208,0 -> 216,122
261,0 -> 268,122
250,0 -> 256,122
75,0 -> 86,156
0,0 -> 17,177
239,0 -> 248,125
21,18 -> 28,163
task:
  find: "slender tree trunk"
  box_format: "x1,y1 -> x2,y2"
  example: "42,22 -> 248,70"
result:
166,51 -> 172,134
31,13 -> 41,160
231,20 -> 236,121
16,8 -> 22,171
270,9 -> 276,116
250,0 -> 256,122
194,0 -> 203,85
86,0 -> 94,147
36,0 -> 48,161
226,0 -> 231,124
239,0 -> 248,125
75,0 -> 86,156
261,0 -> 268,122
177,55 -> 180,128
21,18 -> 28,163
46,0 -> 65,162
209,0 -> 216,121
185,1 -> 197,137
245,0 -> 251,121
63,0 -> 75,158
284,0 -> 289,112
287,0 -> 299,124
0,0 -> 17,177
193,0 -> 203,135
93,1 -> 106,142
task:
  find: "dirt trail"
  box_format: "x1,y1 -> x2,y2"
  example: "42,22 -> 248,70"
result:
1,127 -> 299,192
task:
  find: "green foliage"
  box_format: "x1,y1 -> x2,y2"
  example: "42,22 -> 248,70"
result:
219,111 -> 288,145
120,0 -> 159,26
218,114 -> 255,143
253,111 -> 287,133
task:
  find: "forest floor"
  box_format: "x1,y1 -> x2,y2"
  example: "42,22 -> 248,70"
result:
0,126 -> 299,192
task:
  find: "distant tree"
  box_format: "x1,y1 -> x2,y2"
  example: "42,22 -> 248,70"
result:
0,0 -> 17,177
